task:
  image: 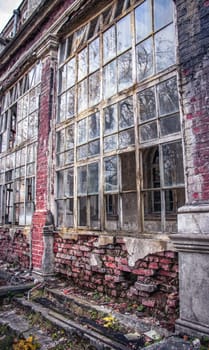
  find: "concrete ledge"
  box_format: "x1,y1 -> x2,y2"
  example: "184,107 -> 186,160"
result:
176,318 -> 209,337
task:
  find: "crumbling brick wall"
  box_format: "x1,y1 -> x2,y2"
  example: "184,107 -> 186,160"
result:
0,227 -> 30,269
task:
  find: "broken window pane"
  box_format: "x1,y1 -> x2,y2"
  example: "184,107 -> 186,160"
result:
155,24 -> 176,72
160,114 -> 181,136
88,162 -> 99,194
103,26 -> 116,64
78,196 -> 87,226
118,50 -> 132,91
89,71 -> 100,106
78,48 -> 88,81
154,0 -> 173,31
140,121 -> 157,142
88,140 -> 100,157
66,87 -> 75,118
117,14 -> 131,54
122,192 -> 138,230
158,77 -> 179,115
104,134 -> 118,153
104,104 -> 117,135
57,200 -> 64,226
28,112 -> 38,139
138,87 -> 156,122
57,171 -> 64,197
119,97 -> 134,130
77,118 -> 87,145
78,78 -> 88,113
88,16 -> 101,40
66,168 -> 74,196
66,58 -> 76,89
89,112 -> 100,140
119,128 -> 135,149
66,198 -> 74,227
163,142 -> 184,186
144,190 -> 161,232
77,166 -> 87,195
121,152 -> 136,191
135,0 -> 152,43
89,37 -> 100,73
72,24 -> 89,52
90,195 -> 99,227
103,60 -> 117,99
143,147 -> 160,189
104,156 -> 118,192
136,38 -> 153,81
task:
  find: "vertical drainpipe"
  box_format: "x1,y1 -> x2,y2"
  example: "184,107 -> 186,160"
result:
13,9 -> 20,36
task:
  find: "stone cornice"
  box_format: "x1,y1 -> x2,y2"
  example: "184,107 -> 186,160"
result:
170,234 -> 209,253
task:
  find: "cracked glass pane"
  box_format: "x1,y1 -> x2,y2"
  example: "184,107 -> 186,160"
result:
136,38 -> 153,81
103,26 -> 116,64
89,37 -> 100,73
158,77 -> 179,115
119,97 -> 134,130
117,14 -> 131,54
118,50 -> 132,91
138,87 -> 156,122
135,0 -> 152,43
155,24 -> 176,72
104,104 -> 117,135
104,156 -> 118,192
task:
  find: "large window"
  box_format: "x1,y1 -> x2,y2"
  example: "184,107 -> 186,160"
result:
56,0 -> 184,234
0,62 -> 41,225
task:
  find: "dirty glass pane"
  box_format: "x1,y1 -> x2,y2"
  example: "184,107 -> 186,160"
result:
28,112 -> 38,139
58,93 -> 66,122
104,104 -> 117,135
66,125 -> 74,150
78,79 -> 88,113
105,194 -> 118,218
77,166 -> 87,195
104,134 -> 118,153
65,168 -> 74,196
66,58 -> 76,89
160,114 -> 181,136
88,140 -> 100,157
140,122 -> 157,142
59,65 -> 67,93
121,152 -> 136,191
27,144 -> 35,162
90,195 -> 99,227
56,153 -> 64,167
27,163 -> 35,176
29,88 -> 37,113
56,129 -> 65,153
104,156 -> 118,192
78,197 -> 87,226
22,95 -> 29,119
119,128 -> 135,148
89,37 -> 100,73
136,38 -> 153,81
78,48 -> 88,81
57,171 -> 64,197
138,87 -> 156,122
66,198 -> 74,227
103,60 -> 117,99
155,24 -> 176,72
77,118 -> 87,145
19,204 -> 25,225
163,142 -> 184,186
21,118 -> 28,142
154,0 -> 173,31
135,0 -> 152,43
88,162 -> 99,194
65,149 -> 74,165
66,87 -> 75,118
118,50 -> 132,91
122,192 -> 138,231
103,26 -> 116,64
158,77 -> 179,115
117,14 -> 131,54
57,200 -> 64,226
59,40 -> 66,64
166,188 -> 185,216
25,202 -> 33,225
77,145 -> 88,161
89,112 -> 100,140
119,97 -> 134,130
72,24 -> 89,52
89,71 -> 100,107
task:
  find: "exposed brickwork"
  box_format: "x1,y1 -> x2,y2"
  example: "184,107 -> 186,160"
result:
0,227 -> 30,268
54,234 -> 179,318
176,0 -> 209,203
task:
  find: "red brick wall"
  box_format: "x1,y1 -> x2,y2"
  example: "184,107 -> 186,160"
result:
54,234 -> 178,323
0,227 -> 30,269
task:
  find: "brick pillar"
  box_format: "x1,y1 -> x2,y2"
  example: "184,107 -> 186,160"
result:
171,0 -> 209,336
31,35 -> 58,278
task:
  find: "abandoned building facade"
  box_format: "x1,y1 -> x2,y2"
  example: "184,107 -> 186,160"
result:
0,0 -> 209,336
